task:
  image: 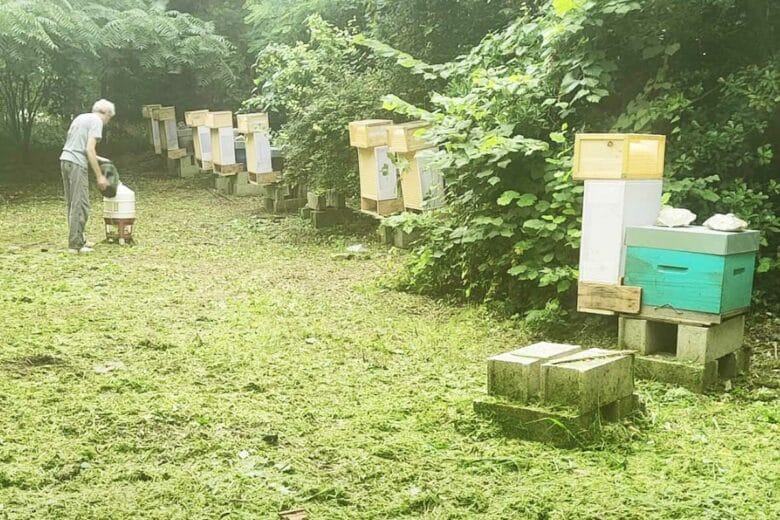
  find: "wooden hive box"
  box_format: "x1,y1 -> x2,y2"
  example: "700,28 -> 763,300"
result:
399,149 -> 445,211
624,226 -> 760,316
573,133 -> 666,180
388,121 -> 432,154
142,104 -> 161,118
210,127 -> 240,174
236,113 -> 270,134
357,145 -> 404,216
205,111 -> 233,129
157,106 -> 176,121
349,119 -> 393,148
184,110 -> 209,127
158,118 -> 179,151
192,126 -> 212,163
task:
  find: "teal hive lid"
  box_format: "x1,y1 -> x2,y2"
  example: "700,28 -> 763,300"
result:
625,225 -> 760,255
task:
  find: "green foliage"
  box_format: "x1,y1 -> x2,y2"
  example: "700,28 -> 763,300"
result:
358,0 -> 780,311
0,0 -> 234,158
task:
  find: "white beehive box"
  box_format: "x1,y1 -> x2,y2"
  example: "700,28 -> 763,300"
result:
159,118 -> 179,151
245,131 -> 272,174
193,126 -> 212,162
579,179 -> 662,284
399,149 -> 445,211
210,127 -> 236,167
359,145 -> 399,201
573,133 -> 666,180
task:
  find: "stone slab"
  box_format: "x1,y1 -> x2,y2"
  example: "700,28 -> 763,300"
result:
676,314 -> 745,364
234,171 -> 263,197
541,348 -> 634,413
473,393 -> 641,447
487,343 -> 582,403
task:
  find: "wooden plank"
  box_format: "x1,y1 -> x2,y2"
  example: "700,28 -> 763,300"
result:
624,305 -> 747,326
577,282 -> 642,314
167,148 -> 188,160
213,162 -> 244,176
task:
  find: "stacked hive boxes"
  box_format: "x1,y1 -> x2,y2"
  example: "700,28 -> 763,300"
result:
141,104 -> 162,149
573,134 -> 666,314
574,133 -> 759,391
155,107 -> 185,159
387,121 -> 445,212
206,111 -> 242,175
185,110 -> 213,172
236,113 -> 279,186
349,120 -> 404,216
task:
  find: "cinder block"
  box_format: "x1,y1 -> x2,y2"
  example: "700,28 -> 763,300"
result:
735,347 -> 751,375
179,156 -> 199,178
487,343 -> 582,403
541,348 -> 634,413
634,355 -> 718,393
618,317 -> 676,355
676,315 -> 745,364
377,226 -> 394,245
234,171 -> 263,197
393,228 -> 421,249
215,176 -> 235,195
311,208 -> 355,229
300,207 -> 313,219
717,353 -> 738,381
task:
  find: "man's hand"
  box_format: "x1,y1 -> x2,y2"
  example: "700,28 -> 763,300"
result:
96,174 -> 109,191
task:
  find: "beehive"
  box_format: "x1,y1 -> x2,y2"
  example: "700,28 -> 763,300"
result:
245,131 -> 272,174
349,119 -> 393,148
192,126 -> 212,162
624,226 -> 759,316
388,121 -> 432,154
210,127 -> 237,172
398,149 -> 445,211
579,180 -> 662,285
157,118 -> 179,151
141,104 -> 161,119
236,113 -> 270,134
573,134 -> 666,180
358,146 -> 403,216
184,110 -> 209,127
205,111 -> 233,129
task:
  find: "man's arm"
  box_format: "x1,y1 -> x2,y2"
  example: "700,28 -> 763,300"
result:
86,137 -> 108,190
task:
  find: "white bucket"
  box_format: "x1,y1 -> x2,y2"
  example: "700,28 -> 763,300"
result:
103,184 -> 136,219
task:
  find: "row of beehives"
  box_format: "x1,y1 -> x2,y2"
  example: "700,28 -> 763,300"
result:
349,119 -> 445,216
141,105 -> 279,184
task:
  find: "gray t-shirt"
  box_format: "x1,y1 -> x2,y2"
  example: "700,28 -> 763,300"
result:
60,113 -> 103,169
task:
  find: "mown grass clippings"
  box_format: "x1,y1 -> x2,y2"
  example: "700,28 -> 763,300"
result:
0,154 -> 778,519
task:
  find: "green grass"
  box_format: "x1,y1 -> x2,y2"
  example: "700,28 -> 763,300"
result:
0,154 -> 778,519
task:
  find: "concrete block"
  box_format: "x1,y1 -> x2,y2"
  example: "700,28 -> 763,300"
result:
234,171 -> 263,197
215,175 -> 235,195
311,208 -> 355,229
393,228 -> 421,249
377,226 -> 394,245
735,347 -> 751,375
717,353 -> 738,381
634,355 -> 718,393
676,314 -> 745,364
541,348 -> 634,413
618,317 -> 677,355
487,342 -> 582,403
299,207 -> 313,219
179,156 -> 199,178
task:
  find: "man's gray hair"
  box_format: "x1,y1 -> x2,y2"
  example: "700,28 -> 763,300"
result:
92,99 -> 116,117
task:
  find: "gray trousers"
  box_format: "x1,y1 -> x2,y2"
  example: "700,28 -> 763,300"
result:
61,160 -> 90,249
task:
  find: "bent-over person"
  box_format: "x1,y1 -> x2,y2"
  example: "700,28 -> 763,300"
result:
59,99 -> 114,254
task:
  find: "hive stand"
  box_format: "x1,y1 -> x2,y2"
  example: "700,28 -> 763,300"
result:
475,343 -> 640,446
262,183 -> 306,214
305,190 -> 354,229
619,314 -> 749,392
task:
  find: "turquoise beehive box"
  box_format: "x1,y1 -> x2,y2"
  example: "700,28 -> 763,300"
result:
624,226 -> 760,316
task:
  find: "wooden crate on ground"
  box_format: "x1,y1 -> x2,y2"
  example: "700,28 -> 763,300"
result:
236,113 -> 270,134
349,119 -> 393,148
388,121 -> 432,153
573,133 -> 666,180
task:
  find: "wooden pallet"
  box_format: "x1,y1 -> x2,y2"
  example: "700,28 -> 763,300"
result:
213,162 -> 244,176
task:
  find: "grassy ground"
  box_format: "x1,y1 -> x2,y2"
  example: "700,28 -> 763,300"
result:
0,154 -> 778,519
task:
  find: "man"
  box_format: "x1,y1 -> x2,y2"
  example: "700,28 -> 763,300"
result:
60,99 -> 114,254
